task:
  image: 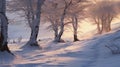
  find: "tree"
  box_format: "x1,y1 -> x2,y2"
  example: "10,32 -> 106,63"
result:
88,1 -> 117,34
71,14 -> 80,41
0,0 -> 11,53
42,0 -> 61,41
8,0 -> 35,29
43,0 -> 88,42
8,0 -> 45,48
23,0 -> 35,29
25,0 -> 45,47
42,0 -> 72,42
55,0 -> 73,42
66,0 -> 88,41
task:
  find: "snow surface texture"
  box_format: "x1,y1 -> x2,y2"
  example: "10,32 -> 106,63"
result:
1,30 -> 120,67
1,15 -> 120,67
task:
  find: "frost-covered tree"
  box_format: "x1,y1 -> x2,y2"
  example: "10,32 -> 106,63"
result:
53,0 -> 72,42
42,1 -> 60,40
8,0 -> 36,29
88,1 -> 117,34
66,0 -> 88,41
0,0 -> 11,53
25,0 -> 45,47
8,0 -> 45,47
42,0 -> 72,42
43,0 -> 88,42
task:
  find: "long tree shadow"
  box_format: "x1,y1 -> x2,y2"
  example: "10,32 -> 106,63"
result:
18,43 -> 42,53
0,51 -> 15,66
13,43 -> 44,63
14,63 -> 43,67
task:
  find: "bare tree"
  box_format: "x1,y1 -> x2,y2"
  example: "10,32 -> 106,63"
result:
55,0 -> 73,42
88,1 -> 117,34
8,0 -> 35,29
24,0 -> 35,29
25,0 -> 45,47
43,0 -> 88,42
42,0 -> 61,41
66,0 -> 88,41
42,0 -> 72,42
8,0 -> 45,47
0,0 -> 11,53
71,15 -> 80,41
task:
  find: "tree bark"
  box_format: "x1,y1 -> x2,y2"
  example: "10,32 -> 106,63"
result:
101,21 -> 111,33
54,26 -> 58,40
72,15 -> 79,41
96,22 -> 102,34
101,21 -> 107,33
26,0 -> 45,47
0,0 -> 11,52
54,0 -> 72,42
25,0 -> 34,29
54,12 -> 65,42
106,22 -> 111,32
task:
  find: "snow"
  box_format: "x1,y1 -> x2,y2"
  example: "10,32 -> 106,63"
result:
1,14 -> 120,67
1,29 -> 120,67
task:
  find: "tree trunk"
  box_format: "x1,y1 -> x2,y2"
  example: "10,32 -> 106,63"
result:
94,18 -> 102,34
0,31 -> 10,52
74,34 -> 79,41
0,0 -> 11,53
101,22 -> 107,33
26,0 -> 45,47
54,27 -> 58,40
54,1 -> 72,42
96,22 -> 102,34
72,15 -> 79,41
25,0 -> 34,29
106,22 -> 111,32
101,21 -> 111,33
54,14 -> 65,42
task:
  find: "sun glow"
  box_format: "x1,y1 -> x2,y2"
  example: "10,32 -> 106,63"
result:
62,21 -> 97,41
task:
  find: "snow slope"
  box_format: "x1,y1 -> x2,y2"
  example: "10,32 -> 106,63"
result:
1,30 -> 120,67
1,12 -> 120,67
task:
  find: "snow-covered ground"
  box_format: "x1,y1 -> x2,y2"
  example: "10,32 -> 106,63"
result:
1,30 -> 120,67
1,13 -> 120,67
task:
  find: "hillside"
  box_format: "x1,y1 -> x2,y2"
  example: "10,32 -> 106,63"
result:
1,28 -> 120,67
